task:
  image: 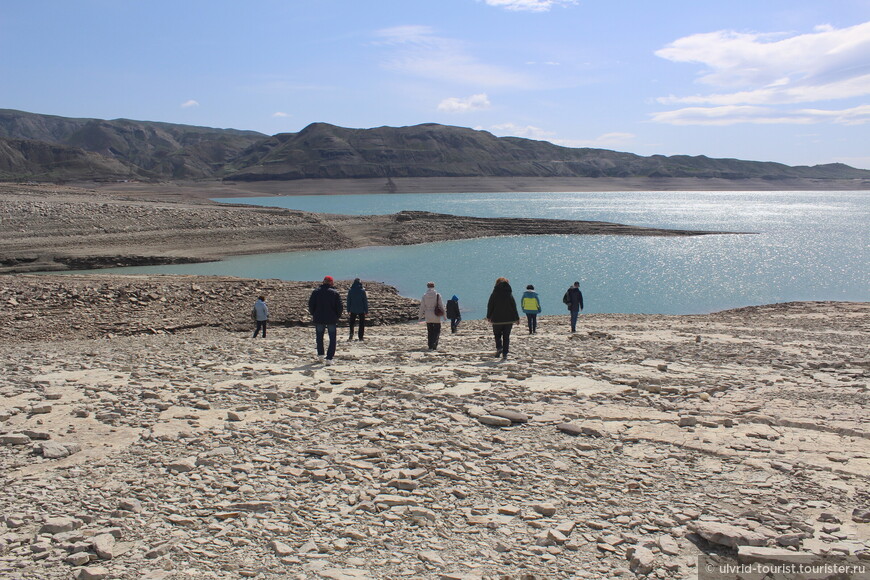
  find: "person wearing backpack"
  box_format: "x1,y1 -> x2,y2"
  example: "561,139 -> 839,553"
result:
446,295 -> 461,333
562,281 -> 584,333
419,282 -> 445,350
251,295 -> 269,338
520,285 -> 542,335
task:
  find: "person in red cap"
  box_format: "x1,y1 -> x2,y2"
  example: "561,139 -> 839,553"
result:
308,276 -> 343,363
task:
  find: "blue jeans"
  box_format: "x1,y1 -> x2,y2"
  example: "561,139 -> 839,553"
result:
315,324 -> 337,359
570,309 -> 580,332
526,313 -> 537,334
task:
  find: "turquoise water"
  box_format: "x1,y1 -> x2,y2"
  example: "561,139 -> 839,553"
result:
80,191 -> 869,318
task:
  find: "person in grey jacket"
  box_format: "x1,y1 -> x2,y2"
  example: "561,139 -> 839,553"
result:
346,278 -> 369,341
251,295 -> 269,338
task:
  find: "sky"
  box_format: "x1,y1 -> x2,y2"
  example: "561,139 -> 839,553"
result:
2,0 -> 870,168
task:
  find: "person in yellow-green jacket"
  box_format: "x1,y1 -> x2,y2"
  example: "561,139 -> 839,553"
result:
521,284 -> 542,335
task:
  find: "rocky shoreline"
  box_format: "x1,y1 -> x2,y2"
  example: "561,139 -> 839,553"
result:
0,277 -> 867,579
0,184 -> 737,275
0,274 -> 419,342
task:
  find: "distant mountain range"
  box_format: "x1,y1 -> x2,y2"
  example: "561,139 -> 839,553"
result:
2,108 -> 869,183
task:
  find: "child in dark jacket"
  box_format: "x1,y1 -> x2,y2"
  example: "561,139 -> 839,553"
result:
446,295 -> 461,333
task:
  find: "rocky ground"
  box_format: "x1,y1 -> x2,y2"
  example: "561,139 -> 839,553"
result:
0,275 -> 419,341
1,284 -> 867,579
0,184 -> 728,274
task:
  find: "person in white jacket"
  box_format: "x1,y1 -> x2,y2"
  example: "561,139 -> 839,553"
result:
419,282 -> 445,351
251,296 -> 269,338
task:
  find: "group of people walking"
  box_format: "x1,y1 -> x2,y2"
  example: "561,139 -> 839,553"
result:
251,276 -> 370,364
419,279 -> 584,360
252,277 -> 584,364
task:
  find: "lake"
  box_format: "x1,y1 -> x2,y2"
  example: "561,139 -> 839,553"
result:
78,191 -> 870,318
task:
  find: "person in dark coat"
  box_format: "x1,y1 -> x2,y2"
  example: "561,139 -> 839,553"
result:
486,277 -> 520,361
308,275 -> 343,363
446,295 -> 461,334
346,278 -> 369,341
562,281 -> 584,333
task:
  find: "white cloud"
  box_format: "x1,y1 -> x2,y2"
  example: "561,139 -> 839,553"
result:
482,0 -> 577,12
272,112 -> 289,118
374,26 -> 532,88
180,100 -> 200,108
488,123 -> 555,140
654,20 -> 870,125
437,93 -> 491,113
554,132 -> 637,149
485,125 -> 635,149
651,106 -> 814,126
651,104 -> 870,126
796,104 -> 870,125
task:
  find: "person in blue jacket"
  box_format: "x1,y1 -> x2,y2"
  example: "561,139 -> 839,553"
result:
520,285 -> 542,334
308,276 -> 343,363
346,278 -> 369,341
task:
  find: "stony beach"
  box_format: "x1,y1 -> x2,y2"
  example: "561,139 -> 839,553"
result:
1,273 -> 867,579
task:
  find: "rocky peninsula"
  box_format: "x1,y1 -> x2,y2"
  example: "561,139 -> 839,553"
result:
0,271 -> 868,579
0,183 -> 734,274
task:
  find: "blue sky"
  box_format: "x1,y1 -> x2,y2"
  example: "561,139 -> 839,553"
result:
2,0 -> 869,168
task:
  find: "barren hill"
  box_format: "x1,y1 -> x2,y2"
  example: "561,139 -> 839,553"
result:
2,109 -> 870,187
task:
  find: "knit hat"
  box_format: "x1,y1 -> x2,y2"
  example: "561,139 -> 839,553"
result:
323,276 -> 334,285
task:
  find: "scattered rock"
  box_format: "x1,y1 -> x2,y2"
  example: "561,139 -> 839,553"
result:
76,566 -> 109,580
40,516 -> 83,535
488,409 -> 529,424
691,521 -> 769,548
477,414 -> 513,427
0,433 -> 31,445
626,544 -> 656,575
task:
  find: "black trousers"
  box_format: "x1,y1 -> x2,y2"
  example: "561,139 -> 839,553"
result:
493,324 -> 512,356
348,313 -> 366,339
253,320 -> 267,338
426,323 -> 441,350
